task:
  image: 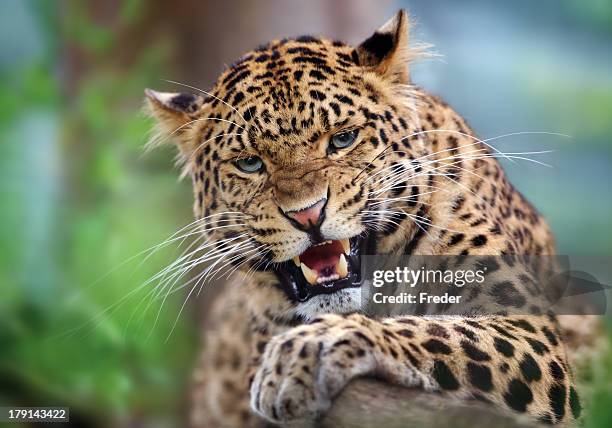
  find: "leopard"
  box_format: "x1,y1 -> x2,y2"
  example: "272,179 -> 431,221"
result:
144,10 -> 600,427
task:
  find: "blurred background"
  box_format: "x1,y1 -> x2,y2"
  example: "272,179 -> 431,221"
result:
1,0 -> 611,426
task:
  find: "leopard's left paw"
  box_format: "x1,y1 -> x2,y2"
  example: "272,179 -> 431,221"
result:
249,315 -> 376,423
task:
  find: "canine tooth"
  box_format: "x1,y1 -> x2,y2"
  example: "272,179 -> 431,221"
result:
340,239 -> 350,254
337,253 -> 348,278
301,263 -> 318,285
292,256 -> 301,266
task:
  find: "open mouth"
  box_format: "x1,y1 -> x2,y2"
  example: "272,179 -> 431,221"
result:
293,239 -> 350,285
273,236 -> 369,302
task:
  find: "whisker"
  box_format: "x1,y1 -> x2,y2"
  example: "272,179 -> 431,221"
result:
144,236 -> 254,338
133,232 -> 250,327
164,79 -> 260,134
355,129 -> 566,182
365,146 -> 492,188
141,230 -> 249,287
369,150 -> 552,201
364,146 -> 489,185
151,118 -> 244,148
185,132 -> 243,165
144,232 -> 250,294
164,239 -> 255,340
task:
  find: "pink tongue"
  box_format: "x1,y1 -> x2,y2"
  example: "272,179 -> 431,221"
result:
299,241 -> 342,274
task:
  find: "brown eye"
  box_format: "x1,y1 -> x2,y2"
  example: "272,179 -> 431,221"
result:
330,129 -> 358,150
235,156 -> 263,173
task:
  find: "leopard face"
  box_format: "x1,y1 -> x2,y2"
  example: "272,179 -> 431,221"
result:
146,12 -> 430,319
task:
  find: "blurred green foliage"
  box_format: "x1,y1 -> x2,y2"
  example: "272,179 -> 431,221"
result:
1,1 -> 195,426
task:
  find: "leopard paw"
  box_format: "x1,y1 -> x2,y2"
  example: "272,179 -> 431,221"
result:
249,315 -> 376,423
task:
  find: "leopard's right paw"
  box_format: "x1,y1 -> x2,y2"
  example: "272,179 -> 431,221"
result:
249,315 -> 377,424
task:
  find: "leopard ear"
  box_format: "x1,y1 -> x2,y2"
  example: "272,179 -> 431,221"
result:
354,10 -> 412,84
145,88 -> 204,133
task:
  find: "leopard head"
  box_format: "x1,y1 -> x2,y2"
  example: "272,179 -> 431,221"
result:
146,10 -> 431,320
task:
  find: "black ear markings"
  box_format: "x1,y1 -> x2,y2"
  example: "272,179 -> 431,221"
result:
352,9 -> 411,83
145,88 -> 204,115
356,31 -> 395,66
168,93 -> 202,113
145,89 -> 207,153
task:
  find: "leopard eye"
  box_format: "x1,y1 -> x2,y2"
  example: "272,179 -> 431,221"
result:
330,129 -> 358,150
235,156 -> 263,173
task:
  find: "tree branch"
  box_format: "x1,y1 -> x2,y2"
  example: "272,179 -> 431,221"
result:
318,378 -> 538,428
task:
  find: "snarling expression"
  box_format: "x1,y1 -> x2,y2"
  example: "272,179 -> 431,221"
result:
146,11 -> 430,319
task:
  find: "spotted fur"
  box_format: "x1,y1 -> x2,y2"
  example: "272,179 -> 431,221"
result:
145,10 -> 593,427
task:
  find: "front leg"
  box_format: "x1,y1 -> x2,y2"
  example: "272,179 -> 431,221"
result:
250,313 -> 579,425
249,314 -> 428,424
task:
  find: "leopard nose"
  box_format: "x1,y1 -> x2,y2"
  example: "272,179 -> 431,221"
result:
283,198 -> 327,230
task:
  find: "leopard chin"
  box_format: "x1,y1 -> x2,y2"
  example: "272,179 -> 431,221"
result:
294,287 -> 363,321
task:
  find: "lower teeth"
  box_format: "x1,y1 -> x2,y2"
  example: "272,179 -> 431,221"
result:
295,239 -> 351,285
317,274 -> 339,284
299,257 -> 349,286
